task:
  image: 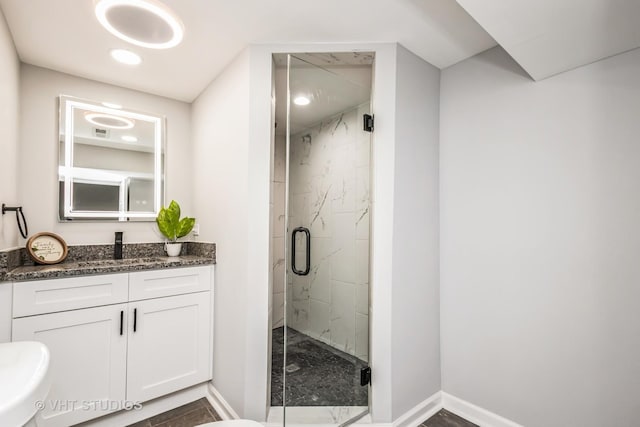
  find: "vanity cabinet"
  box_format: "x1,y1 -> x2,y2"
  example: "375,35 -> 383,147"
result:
11,265 -> 213,427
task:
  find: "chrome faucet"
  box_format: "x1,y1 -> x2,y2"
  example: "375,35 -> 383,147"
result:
114,232 -> 123,259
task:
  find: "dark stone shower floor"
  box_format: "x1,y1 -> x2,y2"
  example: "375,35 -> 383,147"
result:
271,326 -> 369,407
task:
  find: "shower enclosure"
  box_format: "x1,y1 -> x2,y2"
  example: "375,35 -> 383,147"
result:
270,52 -> 373,426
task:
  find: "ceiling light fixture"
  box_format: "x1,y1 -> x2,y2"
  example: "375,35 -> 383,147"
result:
121,135 -> 138,142
293,96 -> 311,106
95,0 -> 185,49
85,112 -> 135,129
110,48 -> 142,65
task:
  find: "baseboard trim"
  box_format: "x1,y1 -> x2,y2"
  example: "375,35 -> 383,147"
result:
206,382 -> 240,420
441,393 -> 523,427
392,391 -> 443,427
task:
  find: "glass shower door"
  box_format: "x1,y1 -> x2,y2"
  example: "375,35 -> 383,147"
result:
283,53 -> 373,426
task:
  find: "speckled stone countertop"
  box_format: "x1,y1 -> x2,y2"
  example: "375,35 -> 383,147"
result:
0,242 -> 215,282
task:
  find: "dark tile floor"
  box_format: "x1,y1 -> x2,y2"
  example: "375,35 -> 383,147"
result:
420,409 -> 478,427
271,326 -> 369,406
128,398 -> 221,427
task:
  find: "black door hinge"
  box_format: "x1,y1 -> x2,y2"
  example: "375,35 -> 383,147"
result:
360,366 -> 371,386
363,114 -> 374,132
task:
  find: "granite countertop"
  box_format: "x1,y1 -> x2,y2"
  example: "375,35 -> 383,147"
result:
0,242 -> 215,282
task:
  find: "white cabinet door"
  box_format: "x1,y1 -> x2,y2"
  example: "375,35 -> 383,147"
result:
12,304 -> 127,427
127,292 -> 211,402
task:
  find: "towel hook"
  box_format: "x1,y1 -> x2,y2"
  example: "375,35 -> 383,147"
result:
2,203 -> 29,239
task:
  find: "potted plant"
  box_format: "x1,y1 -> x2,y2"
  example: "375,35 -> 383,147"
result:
156,200 -> 195,257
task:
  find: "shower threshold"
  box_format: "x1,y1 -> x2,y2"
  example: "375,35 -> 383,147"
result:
267,406 -> 370,426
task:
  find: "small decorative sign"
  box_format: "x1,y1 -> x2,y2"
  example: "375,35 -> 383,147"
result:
26,232 -> 68,265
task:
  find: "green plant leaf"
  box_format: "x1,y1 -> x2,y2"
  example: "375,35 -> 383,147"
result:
156,207 -> 175,241
166,200 -> 181,233
176,217 -> 195,239
167,200 -> 180,220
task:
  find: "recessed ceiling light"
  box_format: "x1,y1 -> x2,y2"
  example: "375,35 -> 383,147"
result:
102,102 -> 122,109
95,0 -> 185,50
110,48 -> 142,65
85,112 -> 135,129
294,96 -> 311,106
121,135 -> 138,142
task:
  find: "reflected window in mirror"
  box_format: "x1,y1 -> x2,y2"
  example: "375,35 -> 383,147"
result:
58,95 -> 165,221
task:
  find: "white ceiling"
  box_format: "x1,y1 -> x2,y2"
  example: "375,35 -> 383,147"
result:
0,0 -> 496,102
456,0 -> 640,80
3,1 -> 635,101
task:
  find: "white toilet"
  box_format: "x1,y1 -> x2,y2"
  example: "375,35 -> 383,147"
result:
0,341 -> 51,427
198,420 -> 265,427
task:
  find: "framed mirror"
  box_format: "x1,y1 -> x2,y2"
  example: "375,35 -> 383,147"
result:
58,95 -> 165,221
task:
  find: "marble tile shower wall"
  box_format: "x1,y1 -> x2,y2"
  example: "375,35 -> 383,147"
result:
272,134 -> 287,329
287,103 -> 371,362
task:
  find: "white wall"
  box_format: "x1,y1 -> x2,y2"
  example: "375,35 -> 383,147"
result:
0,7 -> 20,250
367,44 -> 398,424
390,45 -> 441,419
272,134 -> 286,330
440,46 -> 640,426
192,46 -> 274,421
73,144 -> 154,173
19,65 -> 191,245
191,49 -> 252,417
245,45 -> 276,420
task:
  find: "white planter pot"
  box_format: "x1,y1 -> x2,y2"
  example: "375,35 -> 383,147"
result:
165,242 -> 182,257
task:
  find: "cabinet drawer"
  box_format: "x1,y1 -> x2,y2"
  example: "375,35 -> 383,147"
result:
129,266 -> 211,301
13,274 -> 129,318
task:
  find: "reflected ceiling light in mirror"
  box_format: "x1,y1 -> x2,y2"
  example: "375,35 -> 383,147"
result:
85,112 -> 135,129
110,48 -> 142,65
121,135 -> 138,142
95,0 -> 185,50
102,102 -> 122,109
293,96 -> 311,106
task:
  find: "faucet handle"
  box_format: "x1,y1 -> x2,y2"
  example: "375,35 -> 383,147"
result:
114,232 -> 124,259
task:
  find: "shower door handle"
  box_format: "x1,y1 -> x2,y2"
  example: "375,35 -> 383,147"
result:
291,227 -> 311,276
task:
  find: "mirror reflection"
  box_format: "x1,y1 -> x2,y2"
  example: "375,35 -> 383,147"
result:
58,95 -> 164,221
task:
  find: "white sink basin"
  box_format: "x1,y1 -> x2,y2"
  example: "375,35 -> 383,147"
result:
0,341 -> 51,427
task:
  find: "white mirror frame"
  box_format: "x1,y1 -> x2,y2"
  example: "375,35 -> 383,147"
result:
59,95 -> 165,221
